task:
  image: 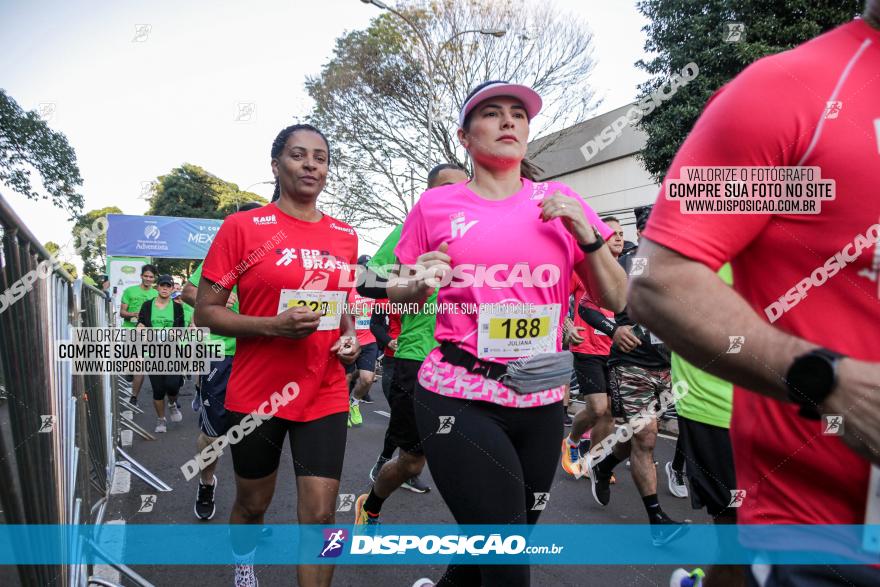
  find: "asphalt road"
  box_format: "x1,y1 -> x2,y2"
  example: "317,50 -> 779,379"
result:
96,375 -> 711,587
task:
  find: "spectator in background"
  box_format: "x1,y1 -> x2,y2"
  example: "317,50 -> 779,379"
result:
120,264 -> 158,405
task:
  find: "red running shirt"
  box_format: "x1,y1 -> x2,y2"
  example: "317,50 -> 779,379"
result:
202,203 -> 358,422
643,19 -> 880,525
569,274 -> 613,356
384,312 -> 402,358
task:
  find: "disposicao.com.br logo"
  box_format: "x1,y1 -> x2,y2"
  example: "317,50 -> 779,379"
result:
348,534 -> 562,556
319,528 -> 348,558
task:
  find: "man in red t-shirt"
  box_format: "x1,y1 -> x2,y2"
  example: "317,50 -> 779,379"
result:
561,216 -> 625,479
347,261 -> 381,427
629,9 -> 880,585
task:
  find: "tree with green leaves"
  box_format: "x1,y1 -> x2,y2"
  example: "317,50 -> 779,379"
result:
634,0 -> 863,179
145,164 -> 265,278
43,241 -> 78,278
146,163 -> 264,219
72,206 -> 122,277
307,0 -> 600,231
0,89 -> 84,218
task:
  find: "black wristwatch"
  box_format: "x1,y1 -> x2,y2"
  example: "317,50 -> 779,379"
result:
578,228 -> 606,254
784,348 -> 845,420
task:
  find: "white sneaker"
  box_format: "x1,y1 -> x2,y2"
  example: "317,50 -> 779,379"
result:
665,461 -> 689,498
412,579 -> 435,587
155,418 -> 167,433
168,404 -> 183,423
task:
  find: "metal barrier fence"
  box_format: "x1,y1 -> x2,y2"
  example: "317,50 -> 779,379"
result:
0,193 -> 153,586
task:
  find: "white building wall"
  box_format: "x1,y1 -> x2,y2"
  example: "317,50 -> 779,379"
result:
549,154 -> 660,242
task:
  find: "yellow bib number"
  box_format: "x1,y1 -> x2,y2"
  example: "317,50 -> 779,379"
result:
488,317 -> 550,340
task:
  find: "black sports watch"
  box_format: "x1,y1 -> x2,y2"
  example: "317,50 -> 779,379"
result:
578,227 -> 606,254
784,348 -> 845,420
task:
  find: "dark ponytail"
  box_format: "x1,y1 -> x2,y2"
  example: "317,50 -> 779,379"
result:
520,159 -> 543,181
270,124 -> 331,203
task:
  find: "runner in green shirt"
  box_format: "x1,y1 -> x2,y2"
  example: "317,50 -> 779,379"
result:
666,264 -> 738,586
120,264 -> 158,327
136,273 -> 186,434
354,163 -> 469,524
369,225 -> 440,362
120,264 -> 157,404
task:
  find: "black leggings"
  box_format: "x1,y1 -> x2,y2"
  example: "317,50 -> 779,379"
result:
414,384 -> 562,587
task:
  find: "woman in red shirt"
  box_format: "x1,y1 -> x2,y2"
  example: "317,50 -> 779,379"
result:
196,124 -> 360,587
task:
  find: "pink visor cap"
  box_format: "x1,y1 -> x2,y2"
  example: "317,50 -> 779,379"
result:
458,81 -> 543,128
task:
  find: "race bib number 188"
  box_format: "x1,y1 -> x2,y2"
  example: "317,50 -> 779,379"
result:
477,303 -> 560,359
277,290 -> 345,331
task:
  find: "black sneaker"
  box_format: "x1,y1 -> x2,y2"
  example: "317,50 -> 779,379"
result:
194,475 -> 217,520
128,395 -> 138,407
401,474 -> 431,493
369,456 -> 390,482
585,453 -> 611,506
361,392 -> 374,404
650,511 -> 690,546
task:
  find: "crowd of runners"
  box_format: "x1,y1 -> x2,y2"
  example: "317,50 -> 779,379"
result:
112,6 -> 880,587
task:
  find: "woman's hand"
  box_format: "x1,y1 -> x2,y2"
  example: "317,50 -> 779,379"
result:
413,242 -> 452,292
538,191 -> 596,245
332,335 -> 361,365
271,306 -> 321,339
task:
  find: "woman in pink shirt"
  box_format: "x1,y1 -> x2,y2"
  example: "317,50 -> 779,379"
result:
390,80 -> 626,586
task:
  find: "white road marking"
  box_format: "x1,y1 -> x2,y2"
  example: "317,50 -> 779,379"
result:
374,410 -> 390,418
92,519 -> 124,583
110,462 -> 131,495
120,429 -> 133,447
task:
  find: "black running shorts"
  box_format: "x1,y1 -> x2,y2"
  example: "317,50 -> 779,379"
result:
678,415 -> 737,517
227,410 -> 348,480
572,352 -> 610,396
196,356 -> 233,437
148,374 -> 183,401
345,342 -> 380,375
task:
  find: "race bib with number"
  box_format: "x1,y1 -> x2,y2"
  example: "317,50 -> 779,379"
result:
355,316 -> 371,330
277,290 -> 345,331
477,303 -> 560,359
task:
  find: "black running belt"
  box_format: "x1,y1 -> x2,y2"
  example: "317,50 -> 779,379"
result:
439,341 -> 507,381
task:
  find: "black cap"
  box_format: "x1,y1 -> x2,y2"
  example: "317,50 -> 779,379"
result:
157,274 -> 174,286
357,255 -> 372,266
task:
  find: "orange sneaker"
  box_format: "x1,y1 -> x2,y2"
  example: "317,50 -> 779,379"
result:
560,438 -> 583,478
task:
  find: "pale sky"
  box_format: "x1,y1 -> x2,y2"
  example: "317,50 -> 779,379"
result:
0,0 -> 649,265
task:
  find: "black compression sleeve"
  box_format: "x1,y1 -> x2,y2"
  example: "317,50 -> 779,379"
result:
370,310 -> 392,347
356,269 -> 389,299
578,305 -> 617,336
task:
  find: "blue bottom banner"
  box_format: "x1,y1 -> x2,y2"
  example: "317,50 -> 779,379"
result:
1,524 -> 879,565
